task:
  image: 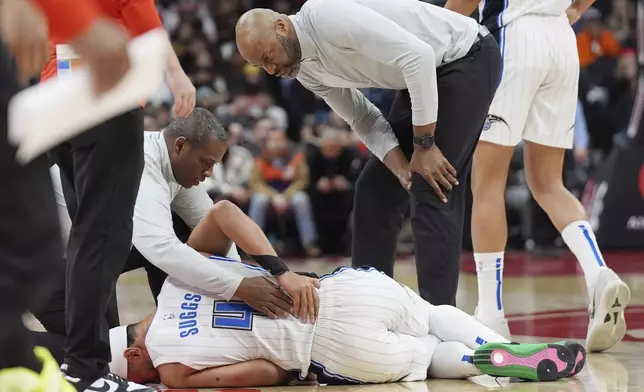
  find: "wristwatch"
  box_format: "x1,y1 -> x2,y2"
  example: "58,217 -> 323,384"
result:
413,134 -> 435,149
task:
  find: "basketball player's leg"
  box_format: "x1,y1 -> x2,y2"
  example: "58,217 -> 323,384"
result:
394,282 -> 509,347
326,271 -> 582,381
418,299 -> 585,381
522,21 -> 629,352
471,17 -> 547,337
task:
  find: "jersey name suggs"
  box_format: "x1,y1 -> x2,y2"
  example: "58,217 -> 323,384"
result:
178,293 -> 202,338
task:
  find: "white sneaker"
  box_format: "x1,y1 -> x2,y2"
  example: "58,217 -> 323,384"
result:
586,269 -> 631,352
474,307 -> 512,341
62,365 -> 154,392
82,374 -> 155,392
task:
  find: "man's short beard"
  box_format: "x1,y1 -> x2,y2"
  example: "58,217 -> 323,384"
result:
277,34 -> 302,68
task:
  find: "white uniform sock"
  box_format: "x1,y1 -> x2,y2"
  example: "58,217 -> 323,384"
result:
428,342 -> 481,379
421,335 -> 481,379
474,252 -> 505,319
561,220 -> 608,291
428,305 -> 510,349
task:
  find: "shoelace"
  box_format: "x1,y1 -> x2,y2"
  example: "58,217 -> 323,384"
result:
105,373 -> 129,386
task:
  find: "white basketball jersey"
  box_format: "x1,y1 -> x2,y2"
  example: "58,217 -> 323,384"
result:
145,262 -> 315,377
479,0 -> 572,32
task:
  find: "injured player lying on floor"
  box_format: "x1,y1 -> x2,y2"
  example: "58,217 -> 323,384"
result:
108,201 -> 587,388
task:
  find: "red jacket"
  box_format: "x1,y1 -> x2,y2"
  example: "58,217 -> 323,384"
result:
37,0 -> 163,81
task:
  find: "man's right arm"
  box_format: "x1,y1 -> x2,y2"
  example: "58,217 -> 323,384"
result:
298,75 -> 409,184
298,75 -> 399,163
133,173 -> 243,300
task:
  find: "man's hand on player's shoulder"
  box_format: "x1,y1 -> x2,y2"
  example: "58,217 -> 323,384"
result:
234,276 -> 293,319
276,271 -> 320,324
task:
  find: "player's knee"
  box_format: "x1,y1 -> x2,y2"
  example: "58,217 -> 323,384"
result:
211,199 -> 237,217
525,171 -> 562,199
471,144 -> 513,197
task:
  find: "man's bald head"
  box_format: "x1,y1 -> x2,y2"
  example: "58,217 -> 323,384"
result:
235,8 -> 302,78
236,8 -> 278,45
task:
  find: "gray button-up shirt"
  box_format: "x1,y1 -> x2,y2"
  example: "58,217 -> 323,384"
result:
292,0 -> 479,160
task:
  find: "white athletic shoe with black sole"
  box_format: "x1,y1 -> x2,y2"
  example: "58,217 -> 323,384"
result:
62,365 -> 155,392
586,269 -> 631,352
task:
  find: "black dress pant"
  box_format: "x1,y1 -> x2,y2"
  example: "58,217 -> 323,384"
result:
351,35 -> 502,306
0,40 -> 65,372
48,109 -> 145,381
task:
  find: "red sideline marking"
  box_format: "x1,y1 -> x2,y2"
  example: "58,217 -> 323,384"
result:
460,251 -> 644,277
507,305 -> 644,341
157,390 -> 259,392
215,390 -> 261,392
156,389 -> 198,392
286,251 -> 644,277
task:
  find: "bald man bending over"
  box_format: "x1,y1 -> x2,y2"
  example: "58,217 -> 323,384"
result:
235,0 -> 501,306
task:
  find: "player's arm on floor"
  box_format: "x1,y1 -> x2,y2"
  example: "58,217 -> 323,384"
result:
157,360 -> 289,389
443,0 -> 480,16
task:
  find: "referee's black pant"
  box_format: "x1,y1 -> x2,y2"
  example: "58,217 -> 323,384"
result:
30,213 -> 193,364
48,107 -> 145,381
351,34 -> 502,306
0,40 -> 65,373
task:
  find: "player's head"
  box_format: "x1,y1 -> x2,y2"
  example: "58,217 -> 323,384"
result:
109,323 -> 158,384
164,107 -> 228,188
235,8 -> 302,79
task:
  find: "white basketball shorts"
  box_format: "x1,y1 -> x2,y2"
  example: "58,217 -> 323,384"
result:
311,267 -> 433,383
480,14 -> 579,148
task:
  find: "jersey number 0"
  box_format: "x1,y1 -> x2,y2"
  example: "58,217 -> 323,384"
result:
212,301 -> 265,331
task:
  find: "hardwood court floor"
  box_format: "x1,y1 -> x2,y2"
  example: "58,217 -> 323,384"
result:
30,251 -> 644,392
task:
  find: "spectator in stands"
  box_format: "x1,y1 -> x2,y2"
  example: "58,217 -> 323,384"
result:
204,144 -> 254,210
307,129 -> 360,254
249,129 -> 320,257
577,8 -> 621,68
610,47 -> 638,137
247,117 -> 274,155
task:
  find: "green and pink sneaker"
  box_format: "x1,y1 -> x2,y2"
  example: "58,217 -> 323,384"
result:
556,340 -> 587,377
473,342 -> 576,381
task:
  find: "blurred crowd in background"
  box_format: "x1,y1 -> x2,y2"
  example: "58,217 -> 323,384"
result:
144,0 -> 640,257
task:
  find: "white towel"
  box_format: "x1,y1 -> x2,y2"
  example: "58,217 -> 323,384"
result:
8,28 -> 168,163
